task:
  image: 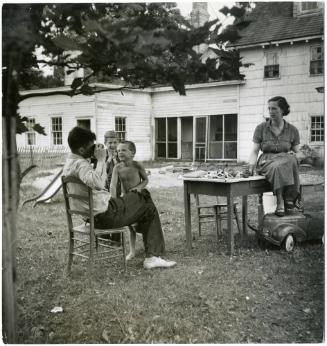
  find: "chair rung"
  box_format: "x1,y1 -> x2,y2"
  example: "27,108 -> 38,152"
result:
67,193 -> 88,201
94,228 -> 127,236
69,210 -> 89,217
72,238 -> 90,245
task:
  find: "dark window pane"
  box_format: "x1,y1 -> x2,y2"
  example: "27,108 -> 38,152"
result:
168,118 -> 177,141
224,142 -> 237,159
209,142 -> 223,159
310,60 -> 324,75
209,115 -> 223,141
168,143 -> 177,158
156,118 -> 166,141
264,64 -> 279,78
224,114 -> 237,141
196,117 -> 206,142
157,143 -> 166,158
77,119 -> 91,130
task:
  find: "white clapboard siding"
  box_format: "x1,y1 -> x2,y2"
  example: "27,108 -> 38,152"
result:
96,90 -> 153,160
18,93 -> 96,148
152,82 -> 240,117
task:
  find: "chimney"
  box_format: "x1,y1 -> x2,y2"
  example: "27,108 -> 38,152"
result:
190,2 -> 210,28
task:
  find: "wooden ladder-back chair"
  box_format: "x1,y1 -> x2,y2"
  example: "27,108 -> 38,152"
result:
194,194 -> 241,239
62,176 -> 128,273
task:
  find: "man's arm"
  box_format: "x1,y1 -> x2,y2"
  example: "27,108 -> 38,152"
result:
78,146 -> 107,190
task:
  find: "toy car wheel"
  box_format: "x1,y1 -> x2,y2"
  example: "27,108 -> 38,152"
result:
283,234 -> 295,252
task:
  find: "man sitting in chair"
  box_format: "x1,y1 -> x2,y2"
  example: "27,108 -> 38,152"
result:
63,126 -> 176,270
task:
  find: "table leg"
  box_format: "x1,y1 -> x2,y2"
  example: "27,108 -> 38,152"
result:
258,193 -> 264,230
242,196 -> 248,237
227,194 -> 234,255
184,183 -> 192,253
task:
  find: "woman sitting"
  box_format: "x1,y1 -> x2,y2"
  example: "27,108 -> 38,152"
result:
248,96 -> 302,217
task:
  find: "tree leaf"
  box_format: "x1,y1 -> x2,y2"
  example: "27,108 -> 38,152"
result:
71,77 -> 83,90
52,35 -> 80,51
16,122 -> 29,134
33,123 -> 47,135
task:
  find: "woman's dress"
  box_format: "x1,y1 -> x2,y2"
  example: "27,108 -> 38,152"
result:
253,119 -> 300,201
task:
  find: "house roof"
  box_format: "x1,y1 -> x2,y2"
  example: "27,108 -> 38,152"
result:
229,2 -> 324,48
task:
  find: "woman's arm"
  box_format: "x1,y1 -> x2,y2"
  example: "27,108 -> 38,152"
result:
248,142 -> 261,175
130,163 -> 149,192
290,144 -> 302,164
109,165 -> 119,198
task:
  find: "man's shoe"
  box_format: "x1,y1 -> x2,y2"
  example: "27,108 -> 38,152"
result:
143,256 -> 176,270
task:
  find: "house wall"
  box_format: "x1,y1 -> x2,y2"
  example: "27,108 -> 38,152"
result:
17,89 -> 153,161
238,41 -> 324,161
17,93 -> 96,148
95,90 -> 152,161
151,82 -> 241,160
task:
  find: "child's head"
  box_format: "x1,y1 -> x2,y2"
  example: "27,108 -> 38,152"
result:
117,141 -> 136,161
104,130 -> 119,151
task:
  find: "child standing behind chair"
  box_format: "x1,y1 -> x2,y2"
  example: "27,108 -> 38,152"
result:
110,141 -> 173,265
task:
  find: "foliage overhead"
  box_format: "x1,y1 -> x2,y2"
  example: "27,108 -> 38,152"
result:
3,2 -> 254,135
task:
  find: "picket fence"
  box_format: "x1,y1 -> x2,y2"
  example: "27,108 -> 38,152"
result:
18,146 -> 70,171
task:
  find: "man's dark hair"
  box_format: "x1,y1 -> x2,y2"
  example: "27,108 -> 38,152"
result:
120,140 -> 136,155
67,126 -> 96,152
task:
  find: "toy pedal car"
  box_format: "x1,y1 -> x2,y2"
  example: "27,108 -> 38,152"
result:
257,211 -> 324,252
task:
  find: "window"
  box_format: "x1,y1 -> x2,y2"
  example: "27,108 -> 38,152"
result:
301,2 -> 320,12
264,52 -> 279,78
208,114 -> 237,159
311,116 -> 324,142
26,118 -> 36,145
310,46 -> 324,75
77,119 -> 91,130
155,117 -> 178,159
51,117 -> 62,145
115,117 -> 126,141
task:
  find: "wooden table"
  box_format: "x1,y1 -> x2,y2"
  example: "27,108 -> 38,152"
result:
183,175 -> 271,255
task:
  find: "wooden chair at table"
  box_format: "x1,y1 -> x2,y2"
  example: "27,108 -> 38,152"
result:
62,176 -> 128,274
194,194 -> 241,239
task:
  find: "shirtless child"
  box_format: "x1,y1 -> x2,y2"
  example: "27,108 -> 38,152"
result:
110,141 -> 149,261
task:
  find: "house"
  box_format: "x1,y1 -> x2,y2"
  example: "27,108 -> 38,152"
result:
17,2 -> 324,162
230,1 -> 324,160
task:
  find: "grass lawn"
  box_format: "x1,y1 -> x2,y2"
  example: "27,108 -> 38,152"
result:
16,167 -> 324,343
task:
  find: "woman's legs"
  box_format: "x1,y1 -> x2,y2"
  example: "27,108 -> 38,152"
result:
275,188 -> 285,216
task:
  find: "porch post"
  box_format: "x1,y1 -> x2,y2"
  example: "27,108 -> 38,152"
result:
192,116 -> 196,162
177,117 -> 181,159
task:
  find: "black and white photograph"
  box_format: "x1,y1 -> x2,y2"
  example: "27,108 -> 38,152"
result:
2,1 -> 325,343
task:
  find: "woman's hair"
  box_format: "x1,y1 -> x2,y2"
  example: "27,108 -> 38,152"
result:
268,96 -> 290,116
120,140 -> 136,155
68,126 -> 96,152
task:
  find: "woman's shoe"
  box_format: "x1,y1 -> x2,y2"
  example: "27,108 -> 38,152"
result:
275,207 -> 285,217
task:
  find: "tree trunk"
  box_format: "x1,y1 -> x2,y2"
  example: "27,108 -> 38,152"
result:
2,59 -> 18,343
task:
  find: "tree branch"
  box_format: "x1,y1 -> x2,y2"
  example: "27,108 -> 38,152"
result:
18,85 -> 137,101
36,59 -> 83,69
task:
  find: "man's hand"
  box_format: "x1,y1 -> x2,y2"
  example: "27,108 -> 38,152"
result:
94,144 -> 106,162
